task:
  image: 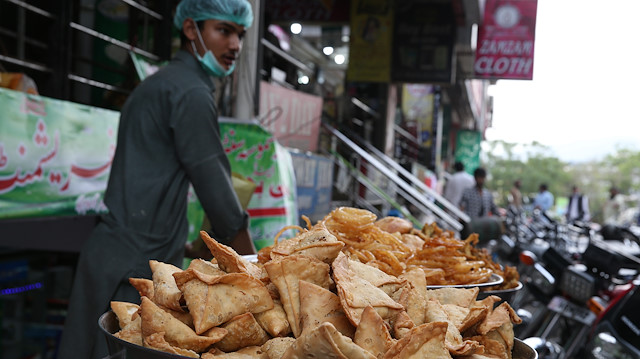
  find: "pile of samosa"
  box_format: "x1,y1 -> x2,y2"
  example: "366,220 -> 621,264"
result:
110,224 -> 522,358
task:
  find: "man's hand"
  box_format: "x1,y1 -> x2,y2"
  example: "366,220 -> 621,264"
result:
184,238 -> 213,260
229,228 -> 256,255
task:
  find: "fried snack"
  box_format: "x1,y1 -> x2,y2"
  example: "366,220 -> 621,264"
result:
382,321 -> 452,359
149,260 -> 184,312
187,258 -> 226,276
202,346 -> 264,358
254,298 -> 291,337
139,296 -> 226,353
348,259 -> 408,297
112,302 -> 143,346
114,315 -> 143,346
261,337 -> 296,359
391,311 -> 416,339
354,305 -> 396,357
320,207 -> 510,287
214,312 -> 270,352
264,255 -> 334,338
200,231 -> 262,279
129,278 -> 154,300
399,268 -> 428,326
462,234 -> 520,291
143,332 -> 199,358
173,269 -> 274,334
298,280 -> 355,338
111,301 -> 139,328
425,299 -> 483,356
270,224 -> 345,264
374,216 -> 414,234
332,252 -> 404,326
282,322 -> 376,359
425,287 -> 479,308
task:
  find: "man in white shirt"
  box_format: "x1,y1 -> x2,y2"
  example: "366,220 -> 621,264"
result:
603,186 -> 626,225
443,161 -> 475,207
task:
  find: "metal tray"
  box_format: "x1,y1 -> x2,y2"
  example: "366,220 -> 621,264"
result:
99,311 -> 195,359
100,310 -> 537,359
514,337 -> 539,359
427,273 -> 504,289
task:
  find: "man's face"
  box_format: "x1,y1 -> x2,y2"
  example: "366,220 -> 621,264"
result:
196,19 -> 246,70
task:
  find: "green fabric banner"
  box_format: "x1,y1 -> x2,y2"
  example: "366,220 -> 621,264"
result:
219,119 -> 299,250
0,88 -> 119,218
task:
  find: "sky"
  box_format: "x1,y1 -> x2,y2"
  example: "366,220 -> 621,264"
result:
483,0 -> 640,163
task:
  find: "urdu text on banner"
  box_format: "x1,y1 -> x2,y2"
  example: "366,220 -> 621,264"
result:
474,0 -> 538,80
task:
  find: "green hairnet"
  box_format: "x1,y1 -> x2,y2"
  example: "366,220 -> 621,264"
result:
174,0 -> 253,30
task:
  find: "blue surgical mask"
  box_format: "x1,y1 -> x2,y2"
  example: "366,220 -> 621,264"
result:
191,25 -> 235,77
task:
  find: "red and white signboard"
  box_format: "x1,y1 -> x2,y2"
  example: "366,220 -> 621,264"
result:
259,81 -> 323,152
474,0 -> 538,80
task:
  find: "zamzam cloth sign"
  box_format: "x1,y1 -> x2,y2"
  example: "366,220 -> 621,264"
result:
474,0 -> 538,80
259,81 -> 323,152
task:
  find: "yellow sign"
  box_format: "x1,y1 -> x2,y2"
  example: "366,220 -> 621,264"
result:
346,0 -> 393,82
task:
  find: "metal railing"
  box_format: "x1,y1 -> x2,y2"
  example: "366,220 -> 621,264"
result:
322,122 -> 466,232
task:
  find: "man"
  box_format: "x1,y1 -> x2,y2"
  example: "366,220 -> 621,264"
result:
603,186 -> 626,225
459,167 -> 499,220
533,183 -> 554,212
566,185 -> 590,223
509,179 -> 523,211
443,161 -> 475,207
57,1 -> 255,358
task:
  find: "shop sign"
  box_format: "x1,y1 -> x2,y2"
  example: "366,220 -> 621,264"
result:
259,81 -> 323,152
454,130 -> 482,174
401,84 -> 434,146
346,0 -> 393,83
391,0 -> 455,84
474,0 -> 538,80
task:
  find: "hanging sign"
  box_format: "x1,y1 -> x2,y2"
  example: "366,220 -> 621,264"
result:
474,0 -> 538,80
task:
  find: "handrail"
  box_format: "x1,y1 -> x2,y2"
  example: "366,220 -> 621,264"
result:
323,122 -> 464,231
347,130 -> 470,224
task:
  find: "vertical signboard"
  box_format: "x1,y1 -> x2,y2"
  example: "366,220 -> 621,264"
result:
347,0 -> 393,82
474,0 -> 538,80
401,84 -> 434,146
454,130 -> 482,174
259,81 -> 323,152
392,0 -> 455,84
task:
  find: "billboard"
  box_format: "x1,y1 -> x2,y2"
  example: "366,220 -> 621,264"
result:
474,0 -> 538,80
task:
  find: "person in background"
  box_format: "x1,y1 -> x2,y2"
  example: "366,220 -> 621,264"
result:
566,185 -> 590,223
443,161 -> 475,207
57,1 -> 255,358
459,167 -> 499,220
509,179 -> 523,211
603,186 -> 626,225
533,183 -> 554,212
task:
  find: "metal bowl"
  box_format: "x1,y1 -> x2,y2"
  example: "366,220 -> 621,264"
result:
477,281 -> 524,303
99,311 -> 196,359
514,337 -> 539,359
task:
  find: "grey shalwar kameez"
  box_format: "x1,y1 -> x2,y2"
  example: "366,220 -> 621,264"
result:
57,50 -> 248,359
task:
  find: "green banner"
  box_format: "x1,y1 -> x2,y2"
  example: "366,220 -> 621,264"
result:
455,130 -> 482,175
0,88 -> 119,218
219,119 -> 299,250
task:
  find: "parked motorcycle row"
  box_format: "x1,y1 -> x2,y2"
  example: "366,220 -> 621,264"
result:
481,207 -> 640,359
